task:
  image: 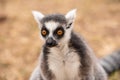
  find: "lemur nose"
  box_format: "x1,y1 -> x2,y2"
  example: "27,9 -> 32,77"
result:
46,37 -> 57,47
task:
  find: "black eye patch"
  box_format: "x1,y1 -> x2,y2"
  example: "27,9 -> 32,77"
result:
41,27 -> 49,37
53,27 -> 64,39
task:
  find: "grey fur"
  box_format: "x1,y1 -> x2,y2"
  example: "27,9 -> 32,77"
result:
41,14 -> 67,25
100,50 -> 120,74
30,11 -> 107,80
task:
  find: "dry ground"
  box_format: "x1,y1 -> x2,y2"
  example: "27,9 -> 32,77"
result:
0,0 -> 120,80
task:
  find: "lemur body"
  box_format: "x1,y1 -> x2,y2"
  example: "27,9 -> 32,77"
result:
30,9 -> 107,80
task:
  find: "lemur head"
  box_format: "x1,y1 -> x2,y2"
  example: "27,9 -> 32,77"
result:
32,9 -> 76,47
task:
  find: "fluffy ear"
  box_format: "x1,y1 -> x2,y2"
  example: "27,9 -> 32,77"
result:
65,9 -> 77,29
32,11 -> 44,25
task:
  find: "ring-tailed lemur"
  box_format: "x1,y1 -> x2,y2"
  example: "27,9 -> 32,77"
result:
30,9 -> 119,80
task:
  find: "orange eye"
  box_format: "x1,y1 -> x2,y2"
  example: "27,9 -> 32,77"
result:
42,30 -> 47,36
57,30 -> 63,35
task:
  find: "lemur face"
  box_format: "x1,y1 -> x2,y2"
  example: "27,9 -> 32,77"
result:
39,15 -> 67,47
32,9 -> 76,47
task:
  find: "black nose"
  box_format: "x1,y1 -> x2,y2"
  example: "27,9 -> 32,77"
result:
46,37 -> 57,47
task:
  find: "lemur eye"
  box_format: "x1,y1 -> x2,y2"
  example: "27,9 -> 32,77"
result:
41,30 -> 47,36
57,30 -> 63,35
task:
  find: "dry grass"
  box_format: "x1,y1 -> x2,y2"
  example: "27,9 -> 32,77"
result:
0,0 -> 120,80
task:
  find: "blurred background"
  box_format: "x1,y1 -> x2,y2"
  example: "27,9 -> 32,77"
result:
0,0 -> 120,80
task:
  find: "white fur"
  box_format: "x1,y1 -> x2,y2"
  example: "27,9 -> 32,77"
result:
45,21 -> 59,38
65,9 -> 77,24
30,66 -> 40,80
48,44 -> 81,80
32,11 -> 44,26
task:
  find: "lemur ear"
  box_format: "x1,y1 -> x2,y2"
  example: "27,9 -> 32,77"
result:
65,9 -> 77,29
32,11 -> 44,25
